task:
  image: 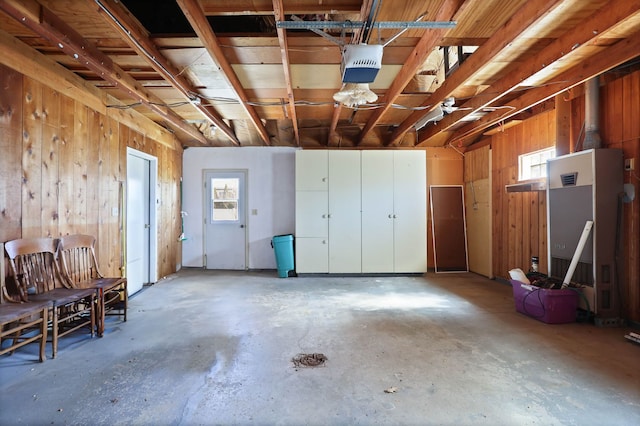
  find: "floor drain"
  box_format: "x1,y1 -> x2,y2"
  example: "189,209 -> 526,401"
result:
292,353 -> 327,368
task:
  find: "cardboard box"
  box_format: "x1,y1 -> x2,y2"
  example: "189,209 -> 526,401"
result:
510,280 -> 579,324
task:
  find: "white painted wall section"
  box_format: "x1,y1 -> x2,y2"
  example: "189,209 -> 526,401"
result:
182,147 -> 297,269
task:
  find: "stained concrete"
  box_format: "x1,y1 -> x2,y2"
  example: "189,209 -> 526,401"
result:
1,269 -> 639,425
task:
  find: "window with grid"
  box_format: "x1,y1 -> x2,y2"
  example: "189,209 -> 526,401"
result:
518,147 -> 556,181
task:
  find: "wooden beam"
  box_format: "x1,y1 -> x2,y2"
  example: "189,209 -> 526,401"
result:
272,0 -> 299,146
326,0 -> 373,143
92,0 -> 241,146
391,0 -> 566,146
199,0 -> 361,16
444,33 -> 640,147
414,0 -> 640,146
0,0 -> 208,145
0,27 -> 179,150
177,0 -> 272,146
328,103 -> 342,146
357,0 -> 467,145
0,27 -> 106,114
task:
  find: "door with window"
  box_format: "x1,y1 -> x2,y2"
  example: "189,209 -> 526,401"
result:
204,170 -> 247,269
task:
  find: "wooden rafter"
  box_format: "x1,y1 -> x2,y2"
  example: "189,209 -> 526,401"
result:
444,32 -> 640,147
390,0 -> 565,146
92,0 -> 241,146
415,0 -> 640,146
199,0 -> 361,16
327,0 -> 372,145
0,0 -> 208,145
272,0 -> 299,146
356,0 -> 468,145
176,0 -> 272,146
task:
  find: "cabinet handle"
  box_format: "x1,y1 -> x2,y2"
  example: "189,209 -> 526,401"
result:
322,177 -> 327,182
393,214 -> 397,218
388,214 -> 392,219
322,240 -> 327,244
322,214 -> 327,219
328,214 -> 332,218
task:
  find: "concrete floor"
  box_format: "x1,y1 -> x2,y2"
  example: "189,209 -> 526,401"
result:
1,269 -> 639,425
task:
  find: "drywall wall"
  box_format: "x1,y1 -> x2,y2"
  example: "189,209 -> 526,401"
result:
182,147 -> 297,269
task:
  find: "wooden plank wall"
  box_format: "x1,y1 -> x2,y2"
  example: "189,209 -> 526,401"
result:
479,69 -> 640,322
0,64 -> 182,280
489,110 -> 554,279
586,71 -> 640,323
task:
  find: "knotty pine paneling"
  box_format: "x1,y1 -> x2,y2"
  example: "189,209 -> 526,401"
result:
597,70 -> 640,323
1,64 -> 182,284
489,110 -> 555,279
0,68 -> 22,242
42,86 -> 60,238
22,78 -> 44,239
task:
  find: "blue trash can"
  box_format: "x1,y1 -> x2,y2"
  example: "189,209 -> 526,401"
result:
271,234 -> 295,278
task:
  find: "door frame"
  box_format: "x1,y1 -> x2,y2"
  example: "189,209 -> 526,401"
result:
126,147 -> 158,284
202,168 -> 248,269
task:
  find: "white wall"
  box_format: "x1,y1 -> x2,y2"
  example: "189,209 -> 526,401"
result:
182,147 -> 297,269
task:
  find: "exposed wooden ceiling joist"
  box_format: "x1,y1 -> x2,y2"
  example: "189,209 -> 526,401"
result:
416,0 -> 640,146
176,0 -> 272,146
445,31 -> 640,147
0,0 -> 208,145
92,0 -> 242,146
389,0 -> 566,146
273,0 -> 300,145
356,0 -> 468,145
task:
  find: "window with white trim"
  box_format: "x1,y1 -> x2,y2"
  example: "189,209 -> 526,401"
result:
518,147 -> 556,181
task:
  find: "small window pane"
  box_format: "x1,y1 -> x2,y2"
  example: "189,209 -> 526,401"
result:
518,147 -> 556,181
211,178 -> 239,222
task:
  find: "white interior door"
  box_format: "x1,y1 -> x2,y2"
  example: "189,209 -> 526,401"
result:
127,153 -> 151,295
204,170 -> 247,270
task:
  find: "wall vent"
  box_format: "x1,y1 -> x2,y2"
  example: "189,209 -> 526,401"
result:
561,172 -> 578,187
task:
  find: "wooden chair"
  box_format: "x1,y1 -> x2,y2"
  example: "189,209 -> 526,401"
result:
1,242 -> 50,362
57,234 -> 127,337
4,237 -> 96,358
0,301 -> 50,362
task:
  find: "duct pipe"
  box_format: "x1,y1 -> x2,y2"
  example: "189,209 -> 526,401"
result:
583,76 -> 602,150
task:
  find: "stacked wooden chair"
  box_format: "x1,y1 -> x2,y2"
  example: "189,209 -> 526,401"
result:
57,234 -> 127,337
4,238 -> 96,358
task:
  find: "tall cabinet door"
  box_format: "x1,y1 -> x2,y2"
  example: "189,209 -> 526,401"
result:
328,151 -> 362,273
394,150 -> 427,273
361,151 -> 394,273
295,150 -> 329,273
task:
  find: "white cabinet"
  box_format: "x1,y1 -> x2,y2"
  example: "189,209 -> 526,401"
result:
361,150 -> 426,273
295,150 -> 361,273
296,149 -> 425,274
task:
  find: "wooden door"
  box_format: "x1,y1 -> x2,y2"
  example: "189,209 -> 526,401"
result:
430,185 -> 468,272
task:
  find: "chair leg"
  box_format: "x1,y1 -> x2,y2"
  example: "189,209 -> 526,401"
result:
39,308 -> 48,362
51,307 -> 58,359
98,289 -> 105,337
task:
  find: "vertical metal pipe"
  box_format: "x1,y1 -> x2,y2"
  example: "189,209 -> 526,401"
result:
583,76 -> 601,150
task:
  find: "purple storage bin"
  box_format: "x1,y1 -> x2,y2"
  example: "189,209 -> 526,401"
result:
510,280 -> 579,324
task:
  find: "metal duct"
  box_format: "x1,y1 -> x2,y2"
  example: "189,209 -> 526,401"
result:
583,76 -> 602,150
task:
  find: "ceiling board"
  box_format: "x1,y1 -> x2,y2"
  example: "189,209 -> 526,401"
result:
0,0 -> 636,148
